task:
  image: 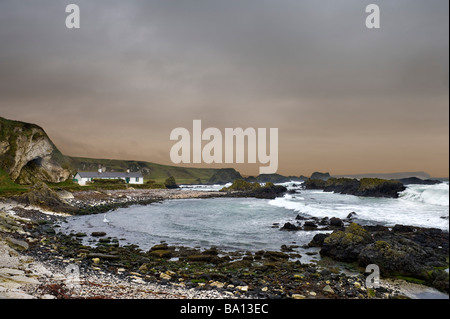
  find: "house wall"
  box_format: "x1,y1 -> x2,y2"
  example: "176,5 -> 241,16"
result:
73,173 -> 143,185
128,177 -> 144,184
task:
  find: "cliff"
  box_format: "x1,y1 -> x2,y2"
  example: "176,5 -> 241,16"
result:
0,117 -> 71,185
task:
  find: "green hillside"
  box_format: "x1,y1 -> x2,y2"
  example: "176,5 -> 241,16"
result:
66,156 -> 220,184
0,167 -> 28,195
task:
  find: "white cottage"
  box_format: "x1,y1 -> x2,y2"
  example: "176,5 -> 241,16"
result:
73,169 -> 144,185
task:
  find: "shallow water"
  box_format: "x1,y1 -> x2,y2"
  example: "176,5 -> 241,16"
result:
60,197 -> 323,263
60,182 -> 449,251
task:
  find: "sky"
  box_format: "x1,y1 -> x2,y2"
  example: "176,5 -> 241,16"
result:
0,0 -> 448,177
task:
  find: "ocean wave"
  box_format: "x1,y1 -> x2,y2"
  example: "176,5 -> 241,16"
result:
399,183 -> 449,207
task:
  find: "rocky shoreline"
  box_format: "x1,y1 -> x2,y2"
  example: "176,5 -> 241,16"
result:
1,188 -> 448,299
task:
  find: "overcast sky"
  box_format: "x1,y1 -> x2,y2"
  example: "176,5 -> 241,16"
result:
0,0 -> 448,177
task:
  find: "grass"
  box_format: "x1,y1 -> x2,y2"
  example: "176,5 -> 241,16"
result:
0,167 -> 29,196
66,156 -> 219,184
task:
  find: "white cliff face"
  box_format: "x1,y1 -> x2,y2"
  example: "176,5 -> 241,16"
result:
0,118 -> 70,184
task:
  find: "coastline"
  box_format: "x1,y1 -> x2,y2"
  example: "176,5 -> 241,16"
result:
0,188 -> 448,299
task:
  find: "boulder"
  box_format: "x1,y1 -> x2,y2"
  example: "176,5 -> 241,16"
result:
330,217 -> 344,228
280,222 -> 300,231
303,221 -> 318,230
357,240 -> 431,278
320,223 -> 372,262
14,182 -> 76,213
308,233 -> 329,247
5,237 -> 29,251
91,231 -> 107,237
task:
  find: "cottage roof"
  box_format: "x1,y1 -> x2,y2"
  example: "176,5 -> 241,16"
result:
76,171 -> 143,178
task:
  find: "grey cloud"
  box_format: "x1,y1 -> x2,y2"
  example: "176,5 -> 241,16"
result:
0,0 -> 448,176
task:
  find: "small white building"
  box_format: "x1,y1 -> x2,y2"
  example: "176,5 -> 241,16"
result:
73,169 -> 144,186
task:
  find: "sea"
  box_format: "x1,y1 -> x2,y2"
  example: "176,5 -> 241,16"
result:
59,180 -> 449,253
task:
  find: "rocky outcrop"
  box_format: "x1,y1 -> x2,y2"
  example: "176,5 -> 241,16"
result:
310,172 -> 331,181
246,174 -> 303,184
0,117 -> 71,185
304,177 -> 406,198
207,168 -> 243,184
13,182 -> 76,213
315,223 -> 449,292
394,177 -> 442,185
221,179 -> 287,199
320,223 -> 373,262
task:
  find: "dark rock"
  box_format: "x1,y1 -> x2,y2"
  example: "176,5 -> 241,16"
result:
264,251 -> 289,261
164,176 -> 179,189
346,212 -> 357,219
280,222 -> 300,231
208,168 -> 243,184
394,177 -> 442,185
320,223 -> 373,262
308,233 -> 329,247
392,225 -> 416,233
149,250 -> 173,258
304,177 -> 405,199
357,239 -> 431,278
202,247 -> 219,255
310,172 -> 331,181
364,225 -> 390,232
280,245 -> 294,252
150,243 -> 169,251
221,179 -> 287,199
303,221 -> 318,229
91,231 -> 107,237
330,217 -> 344,227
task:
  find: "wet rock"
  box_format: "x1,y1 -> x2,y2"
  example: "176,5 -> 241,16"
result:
320,223 -> 372,262
308,233 -> 329,247
303,221 -> 318,230
91,232 -> 106,237
280,222 -> 300,231
280,245 -> 294,252
264,251 -> 289,261
304,177 -> 406,198
330,217 -> 344,228
392,225 -> 416,233
347,212 -> 357,219
202,247 -> 219,255
149,250 -> 173,259
187,255 -> 221,263
358,239 -> 432,278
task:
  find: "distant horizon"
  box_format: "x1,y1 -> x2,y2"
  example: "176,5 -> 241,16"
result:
2,113 -> 448,179
62,152 -> 448,179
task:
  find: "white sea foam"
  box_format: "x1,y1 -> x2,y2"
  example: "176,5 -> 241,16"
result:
399,183 -> 449,207
268,182 -> 449,230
